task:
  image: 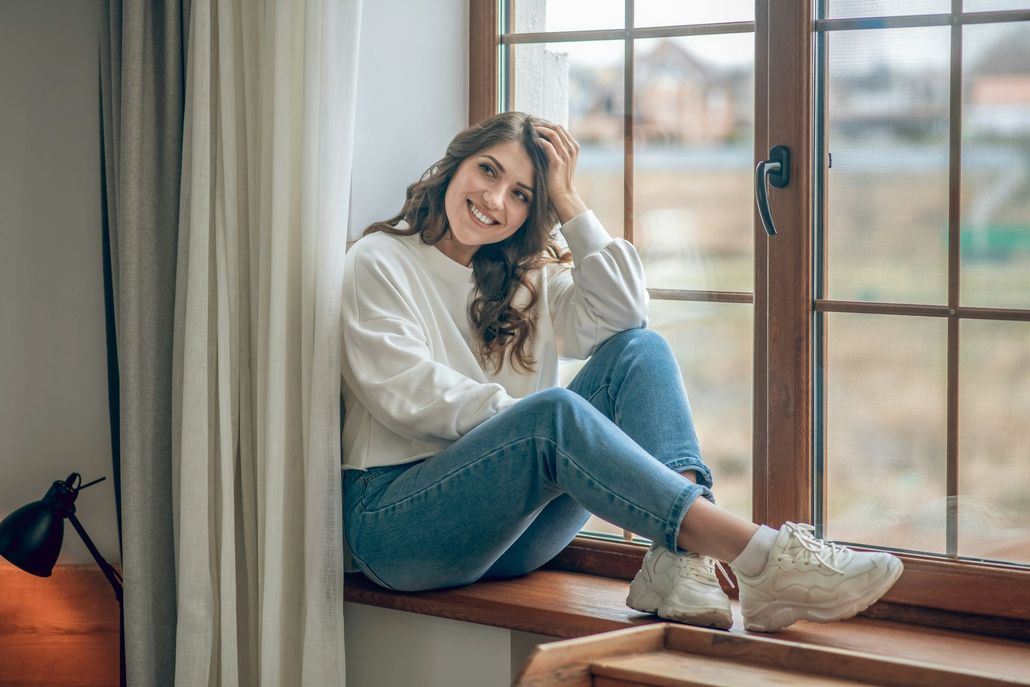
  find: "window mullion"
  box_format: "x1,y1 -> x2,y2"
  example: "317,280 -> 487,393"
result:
623,0 -> 634,244
945,0 -> 964,560
760,0 -> 814,528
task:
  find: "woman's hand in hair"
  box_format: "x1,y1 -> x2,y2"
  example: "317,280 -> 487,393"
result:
534,123 -> 587,224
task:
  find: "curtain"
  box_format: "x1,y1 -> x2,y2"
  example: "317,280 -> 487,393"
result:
100,2 -> 189,685
172,0 -> 361,685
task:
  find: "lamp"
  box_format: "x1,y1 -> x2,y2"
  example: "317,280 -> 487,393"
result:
0,472 -> 124,685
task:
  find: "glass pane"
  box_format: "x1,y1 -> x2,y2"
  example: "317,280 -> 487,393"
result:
958,320 -> 1030,564
825,27 -> 950,304
513,0 -> 624,34
824,313 -> 948,553
635,0 -> 754,26
964,1 -> 1030,10
650,300 -> 754,520
577,300 -> 754,539
961,22 -> 1030,309
633,34 -> 755,292
824,0 -> 951,19
512,40 -> 625,237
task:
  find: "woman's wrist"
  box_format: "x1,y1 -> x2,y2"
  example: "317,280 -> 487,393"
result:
552,192 -> 588,224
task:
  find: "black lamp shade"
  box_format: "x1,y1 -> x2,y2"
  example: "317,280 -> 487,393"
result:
0,499 -> 64,577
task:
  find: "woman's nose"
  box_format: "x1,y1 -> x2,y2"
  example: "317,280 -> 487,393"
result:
482,188 -> 504,209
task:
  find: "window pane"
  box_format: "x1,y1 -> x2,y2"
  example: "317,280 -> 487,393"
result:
633,34 -> 755,292
513,0 -> 624,33
635,0 -> 754,26
575,300 -> 754,539
824,312 -> 948,554
649,300 -> 753,521
961,21 -> 1030,309
964,0 -> 1030,10
825,27 -> 950,304
823,0 -> 951,19
512,40 -> 625,236
958,320 -> 1030,564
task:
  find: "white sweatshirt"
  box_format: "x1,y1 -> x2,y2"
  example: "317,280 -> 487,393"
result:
340,209 -> 649,471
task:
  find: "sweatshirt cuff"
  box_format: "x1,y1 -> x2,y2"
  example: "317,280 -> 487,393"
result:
558,209 -> 612,259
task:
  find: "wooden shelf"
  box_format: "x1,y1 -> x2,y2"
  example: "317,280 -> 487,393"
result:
514,623 -> 1030,687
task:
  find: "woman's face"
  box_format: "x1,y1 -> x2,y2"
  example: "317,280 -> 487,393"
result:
440,139 -> 536,264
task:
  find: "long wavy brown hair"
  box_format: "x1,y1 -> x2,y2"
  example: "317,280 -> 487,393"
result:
364,112 -> 572,372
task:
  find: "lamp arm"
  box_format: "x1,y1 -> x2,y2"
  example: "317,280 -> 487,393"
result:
67,513 -> 123,605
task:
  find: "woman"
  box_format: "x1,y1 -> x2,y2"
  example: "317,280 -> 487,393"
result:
341,111 -> 902,632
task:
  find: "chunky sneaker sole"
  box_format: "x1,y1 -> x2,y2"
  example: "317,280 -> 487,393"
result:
737,523 -> 904,633
627,547 -> 733,630
741,554 -> 902,632
627,580 -> 733,629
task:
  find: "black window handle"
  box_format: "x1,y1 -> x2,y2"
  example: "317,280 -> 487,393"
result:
755,145 -> 791,236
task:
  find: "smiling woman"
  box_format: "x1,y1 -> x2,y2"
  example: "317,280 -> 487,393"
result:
438,142 -> 536,264
341,110 -> 903,635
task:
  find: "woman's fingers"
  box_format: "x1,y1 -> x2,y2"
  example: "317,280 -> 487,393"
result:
534,128 -> 559,161
551,123 -> 580,155
534,125 -> 563,159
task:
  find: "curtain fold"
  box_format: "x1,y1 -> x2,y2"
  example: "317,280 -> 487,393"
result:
100,1 -> 189,685
172,0 -> 362,684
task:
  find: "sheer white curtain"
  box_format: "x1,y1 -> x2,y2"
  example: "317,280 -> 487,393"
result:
172,0 -> 361,684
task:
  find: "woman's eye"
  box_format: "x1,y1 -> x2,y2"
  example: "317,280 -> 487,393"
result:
479,164 -> 495,176
515,191 -> 529,203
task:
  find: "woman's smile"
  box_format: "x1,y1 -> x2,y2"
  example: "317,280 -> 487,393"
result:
467,199 -> 499,226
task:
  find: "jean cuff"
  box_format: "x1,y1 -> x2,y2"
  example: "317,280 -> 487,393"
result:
663,481 -> 714,554
664,458 -> 713,490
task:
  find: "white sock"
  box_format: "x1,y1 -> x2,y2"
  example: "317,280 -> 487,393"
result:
730,525 -> 778,577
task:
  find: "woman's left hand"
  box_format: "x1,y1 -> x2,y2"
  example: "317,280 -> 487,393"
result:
534,122 -> 588,223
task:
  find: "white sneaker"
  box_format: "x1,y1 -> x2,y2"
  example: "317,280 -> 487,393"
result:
626,545 -> 733,630
735,522 -> 904,632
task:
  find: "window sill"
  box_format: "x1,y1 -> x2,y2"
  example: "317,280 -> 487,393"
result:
343,569 -> 1030,683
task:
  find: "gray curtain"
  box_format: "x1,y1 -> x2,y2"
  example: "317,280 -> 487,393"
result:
100,1 -> 190,684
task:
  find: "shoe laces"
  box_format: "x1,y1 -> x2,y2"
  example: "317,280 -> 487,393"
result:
673,552 -> 736,590
781,522 -> 850,574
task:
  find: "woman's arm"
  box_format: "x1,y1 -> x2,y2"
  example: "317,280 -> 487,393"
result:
534,123 -> 649,359
546,210 -> 649,359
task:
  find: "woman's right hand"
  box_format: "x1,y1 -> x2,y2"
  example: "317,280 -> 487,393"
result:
534,122 -> 587,223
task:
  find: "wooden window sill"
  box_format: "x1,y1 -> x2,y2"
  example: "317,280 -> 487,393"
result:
343,570 -> 1030,683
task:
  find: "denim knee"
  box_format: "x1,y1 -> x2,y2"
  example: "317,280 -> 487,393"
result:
531,386 -> 601,435
595,327 -> 667,357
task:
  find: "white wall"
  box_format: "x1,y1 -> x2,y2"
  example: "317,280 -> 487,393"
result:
348,0 -> 470,239
345,603 -> 556,687
0,0 -> 117,567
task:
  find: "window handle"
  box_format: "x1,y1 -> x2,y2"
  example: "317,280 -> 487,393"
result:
755,145 -> 791,236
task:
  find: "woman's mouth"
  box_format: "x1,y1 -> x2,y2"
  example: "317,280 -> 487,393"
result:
467,200 -> 498,227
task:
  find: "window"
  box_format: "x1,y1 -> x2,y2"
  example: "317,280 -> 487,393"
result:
470,0 -> 1030,623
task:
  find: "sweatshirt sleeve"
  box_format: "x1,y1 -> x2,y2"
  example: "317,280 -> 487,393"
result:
547,209 -> 649,359
342,247 -> 518,444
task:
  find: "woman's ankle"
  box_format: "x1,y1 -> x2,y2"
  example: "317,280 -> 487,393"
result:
676,497 -> 760,561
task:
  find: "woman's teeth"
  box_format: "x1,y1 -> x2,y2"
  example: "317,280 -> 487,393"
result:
468,200 -> 496,225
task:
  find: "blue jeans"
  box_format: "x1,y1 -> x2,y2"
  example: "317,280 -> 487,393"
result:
343,328 -> 715,592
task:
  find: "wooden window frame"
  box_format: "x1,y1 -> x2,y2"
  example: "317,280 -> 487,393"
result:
469,0 -> 1030,632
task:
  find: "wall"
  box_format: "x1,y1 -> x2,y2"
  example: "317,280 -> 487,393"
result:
0,0 -> 117,566
348,0 -> 470,239
346,603 -> 556,687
